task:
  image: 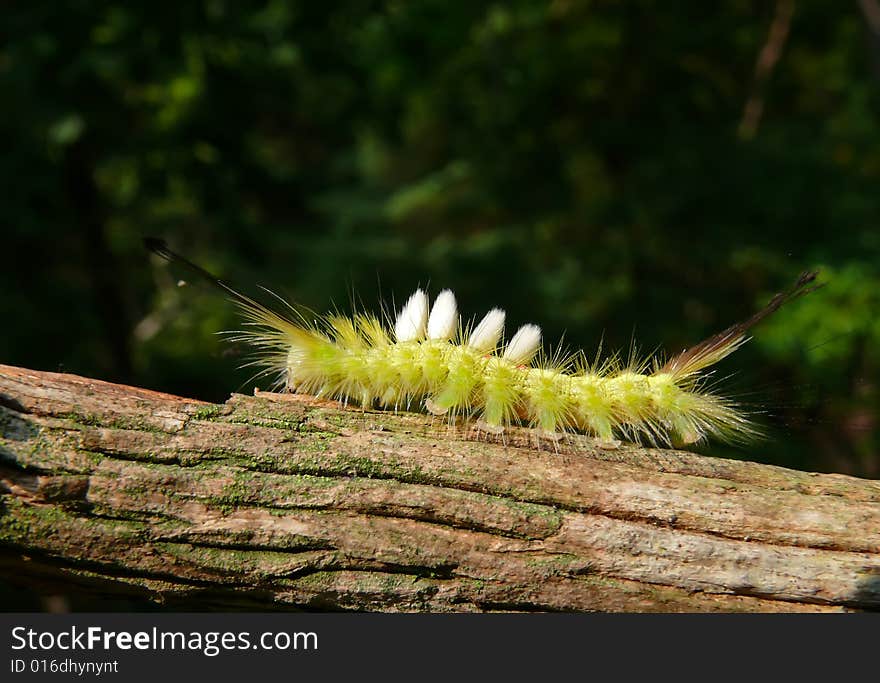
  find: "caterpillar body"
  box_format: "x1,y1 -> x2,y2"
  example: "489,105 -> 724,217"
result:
146,239 -> 820,447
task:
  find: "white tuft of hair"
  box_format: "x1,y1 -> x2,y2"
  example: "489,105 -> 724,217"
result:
468,308 -> 505,352
503,324 -> 542,365
394,289 -> 429,342
427,289 -> 458,341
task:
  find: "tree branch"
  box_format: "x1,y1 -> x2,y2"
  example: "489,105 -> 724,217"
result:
739,0 -> 795,140
1,364 -> 879,612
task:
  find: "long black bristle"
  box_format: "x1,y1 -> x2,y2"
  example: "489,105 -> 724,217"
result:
144,236 -> 267,313
661,270 -> 823,376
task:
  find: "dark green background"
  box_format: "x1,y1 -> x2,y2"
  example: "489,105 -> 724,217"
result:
2,0 -> 878,480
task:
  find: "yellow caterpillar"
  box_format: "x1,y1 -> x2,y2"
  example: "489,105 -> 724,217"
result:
146,238 -> 820,447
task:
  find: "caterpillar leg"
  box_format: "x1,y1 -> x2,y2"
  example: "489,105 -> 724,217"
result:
474,418 -> 505,435
537,429 -> 564,442
424,397 -> 449,416
595,437 -> 623,450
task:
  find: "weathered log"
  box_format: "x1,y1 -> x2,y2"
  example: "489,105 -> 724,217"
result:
1,363 -> 878,612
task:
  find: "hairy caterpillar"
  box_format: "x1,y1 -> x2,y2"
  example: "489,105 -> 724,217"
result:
146,238 -> 820,447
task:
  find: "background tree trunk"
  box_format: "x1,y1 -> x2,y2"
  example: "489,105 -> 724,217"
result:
1,363 -> 879,612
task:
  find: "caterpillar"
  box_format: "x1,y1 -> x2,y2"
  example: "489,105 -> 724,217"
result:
146,238 -> 820,447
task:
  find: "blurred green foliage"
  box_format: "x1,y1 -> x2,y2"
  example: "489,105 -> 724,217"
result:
2,0 -> 878,476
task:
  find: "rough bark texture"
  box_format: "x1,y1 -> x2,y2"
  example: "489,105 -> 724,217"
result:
1,363 -> 879,612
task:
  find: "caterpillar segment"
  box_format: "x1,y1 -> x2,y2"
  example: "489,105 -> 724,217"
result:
145,238 -> 820,447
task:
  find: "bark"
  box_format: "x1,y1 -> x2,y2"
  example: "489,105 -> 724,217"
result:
1,364 -> 879,613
